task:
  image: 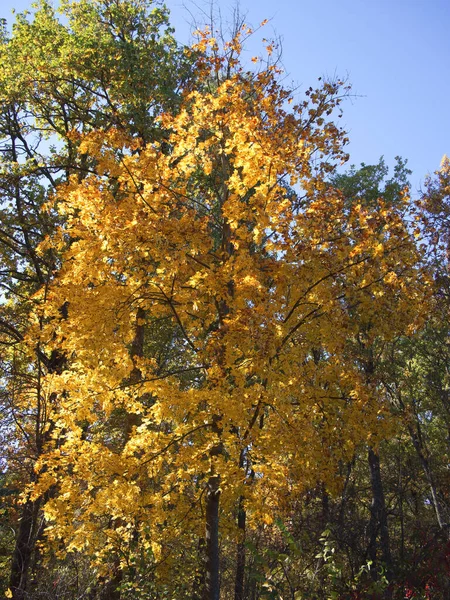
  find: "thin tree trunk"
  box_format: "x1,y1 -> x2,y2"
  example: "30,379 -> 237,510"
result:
234,496 -> 246,600
9,366 -> 63,599
321,483 -> 330,527
9,496 -> 42,600
408,424 -> 447,536
395,389 -> 448,536
367,447 -> 393,590
102,573 -> 123,600
397,454 -> 405,563
203,473 -> 221,600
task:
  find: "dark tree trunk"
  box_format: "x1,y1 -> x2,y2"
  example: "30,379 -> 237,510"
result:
367,447 -> 393,590
234,496 -> 246,600
203,474 -> 221,600
321,483 -> 330,527
101,572 -> 123,600
9,393 -> 61,599
9,495 -> 42,600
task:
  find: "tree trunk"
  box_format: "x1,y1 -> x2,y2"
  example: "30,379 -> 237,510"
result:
9,388 -> 62,599
203,474 -> 221,600
234,496 -> 246,600
102,572 -> 123,600
408,424 -> 448,536
367,447 -> 393,590
9,495 -> 42,600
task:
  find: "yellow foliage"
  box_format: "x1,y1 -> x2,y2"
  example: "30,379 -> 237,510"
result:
29,26 -> 429,587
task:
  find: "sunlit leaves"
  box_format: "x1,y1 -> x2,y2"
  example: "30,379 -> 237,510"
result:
31,25 -> 430,592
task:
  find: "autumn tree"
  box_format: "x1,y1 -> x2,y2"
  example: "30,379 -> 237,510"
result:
18,24 -> 431,600
0,0 -> 193,596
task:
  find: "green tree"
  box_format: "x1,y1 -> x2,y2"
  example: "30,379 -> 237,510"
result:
330,156 -> 411,210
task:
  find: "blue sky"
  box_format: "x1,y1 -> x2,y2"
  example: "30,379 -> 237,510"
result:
1,0 -> 449,194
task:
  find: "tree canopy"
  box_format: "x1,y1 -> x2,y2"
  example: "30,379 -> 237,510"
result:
0,2 -> 448,600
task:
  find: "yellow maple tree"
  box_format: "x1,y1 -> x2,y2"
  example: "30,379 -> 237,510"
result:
31,26 -> 428,599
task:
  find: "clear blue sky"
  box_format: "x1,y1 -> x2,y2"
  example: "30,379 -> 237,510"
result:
1,0 -> 449,194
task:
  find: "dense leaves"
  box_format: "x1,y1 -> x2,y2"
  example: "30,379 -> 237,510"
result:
0,2 -> 448,600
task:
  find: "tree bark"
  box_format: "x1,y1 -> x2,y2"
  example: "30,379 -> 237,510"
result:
234,496 -> 246,600
9,496 -> 42,600
203,473 -> 221,600
9,375 -> 63,599
367,447 -> 393,590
